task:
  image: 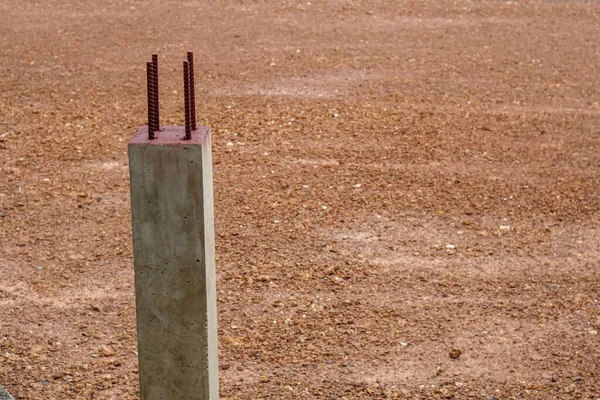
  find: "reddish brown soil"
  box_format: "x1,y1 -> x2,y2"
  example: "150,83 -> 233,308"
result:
1,1 -> 599,399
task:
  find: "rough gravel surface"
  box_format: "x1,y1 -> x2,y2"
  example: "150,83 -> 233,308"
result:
1,0 -> 599,399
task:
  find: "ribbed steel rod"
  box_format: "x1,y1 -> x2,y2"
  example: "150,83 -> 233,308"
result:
150,57 -> 157,133
146,62 -> 155,140
183,61 -> 191,140
152,54 -> 160,132
187,52 -> 196,131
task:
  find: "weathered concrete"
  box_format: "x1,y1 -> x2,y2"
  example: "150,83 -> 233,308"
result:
128,126 -> 218,400
0,384 -> 14,400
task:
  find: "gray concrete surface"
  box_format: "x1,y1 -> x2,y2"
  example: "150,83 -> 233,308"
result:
0,384 -> 14,400
128,126 -> 219,400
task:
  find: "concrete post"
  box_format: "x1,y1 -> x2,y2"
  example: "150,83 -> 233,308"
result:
128,125 -> 219,400
0,384 -> 14,400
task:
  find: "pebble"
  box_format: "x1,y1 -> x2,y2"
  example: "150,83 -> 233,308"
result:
98,345 -> 115,357
449,348 -> 462,359
324,265 -> 336,275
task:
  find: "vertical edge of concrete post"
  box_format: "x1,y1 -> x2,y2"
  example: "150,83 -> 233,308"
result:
202,129 -> 220,399
128,126 -> 219,400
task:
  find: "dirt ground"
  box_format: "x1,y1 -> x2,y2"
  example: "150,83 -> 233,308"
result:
1,0 -> 599,399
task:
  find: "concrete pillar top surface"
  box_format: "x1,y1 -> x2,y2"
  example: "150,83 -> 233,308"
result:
130,126 -> 209,146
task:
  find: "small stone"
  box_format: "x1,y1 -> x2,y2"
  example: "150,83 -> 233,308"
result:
449,348 -> 462,359
98,345 -> 115,357
575,375 -> 582,382
259,375 -> 269,383
324,265 -> 336,275
30,345 -> 45,356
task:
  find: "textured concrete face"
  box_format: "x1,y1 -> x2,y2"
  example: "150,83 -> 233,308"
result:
0,384 -> 14,400
128,126 -> 218,400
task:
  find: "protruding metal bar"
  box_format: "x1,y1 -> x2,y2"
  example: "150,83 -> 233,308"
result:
183,61 -> 191,140
152,54 -> 160,132
187,52 -> 196,131
150,56 -> 157,133
148,58 -> 157,137
146,62 -> 155,140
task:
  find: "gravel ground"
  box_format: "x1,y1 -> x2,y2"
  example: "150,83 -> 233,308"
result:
1,0 -> 599,399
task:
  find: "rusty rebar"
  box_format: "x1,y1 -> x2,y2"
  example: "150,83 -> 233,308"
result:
183,61 -> 191,140
146,61 -> 155,140
150,57 -> 157,133
187,52 -> 196,131
152,54 -> 160,132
